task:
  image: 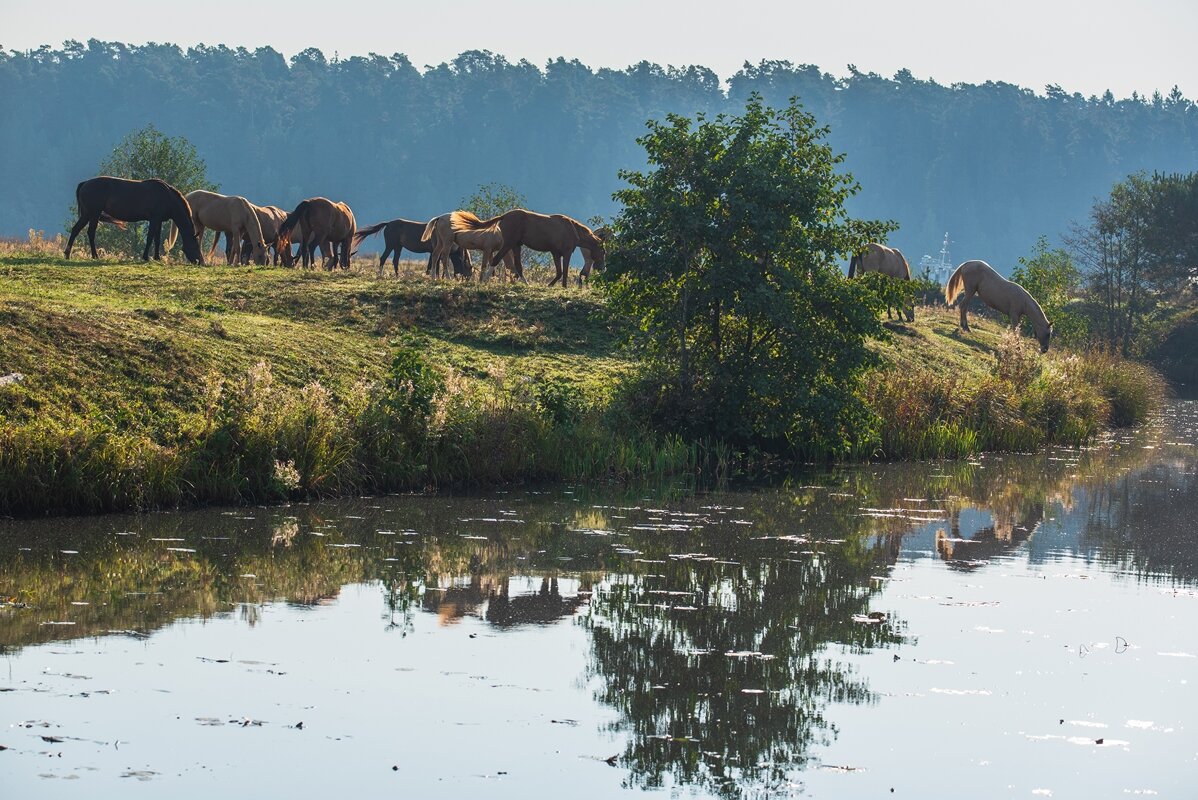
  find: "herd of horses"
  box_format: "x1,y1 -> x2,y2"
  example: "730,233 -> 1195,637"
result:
65,176 -> 609,287
63,176 -> 1053,350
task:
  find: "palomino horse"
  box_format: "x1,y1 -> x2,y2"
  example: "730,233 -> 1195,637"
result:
167,190 -> 268,265
421,212 -> 516,281
849,242 -> 915,321
353,217 -> 467,278
473,209 -> 606,288
945,260 -> 1053,353
278,198 -> 355,270
65,176 -> 204,264
228,204 -> 297,267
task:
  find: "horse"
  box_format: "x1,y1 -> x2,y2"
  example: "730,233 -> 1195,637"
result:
245,203 -> 297,266
421,212 -> 516,281
165,190 -> 267,265
353,217 -> 467,278
470,209 -> 606,288
278,198 -> 355,270
65,176 -> 204,264
437,211 -> 512,281
849,242 -> 915,322
945,260 -> 1053,352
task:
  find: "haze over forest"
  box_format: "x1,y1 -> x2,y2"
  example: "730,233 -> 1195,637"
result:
3,40 -> 1196,271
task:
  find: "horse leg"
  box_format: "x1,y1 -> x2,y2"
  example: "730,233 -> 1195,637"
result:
152,220 -> 164,260
86,218 -> 99,259
560,249 -> 571,289
65,217 -> 88,258
142,223 -> 153,261
958,291 -> 972,332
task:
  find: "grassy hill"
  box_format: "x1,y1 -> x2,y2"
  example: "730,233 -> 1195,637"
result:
0,252 -> 1163,516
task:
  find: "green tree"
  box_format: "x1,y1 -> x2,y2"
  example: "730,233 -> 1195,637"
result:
65,124 -> 217,259
1070,172 -> 1198,355
458,181 -> 526,220
603,95 -> 895,456
1012,235 -> 1088,345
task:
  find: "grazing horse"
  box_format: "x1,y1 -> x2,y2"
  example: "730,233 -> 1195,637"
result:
849,242 -> 915,322
353,217 -> 467,278
227,204 -> 296,266
945,260 -> 1053,353
166,190 -> 268,265
475,209 -> 606,288
278,198 -> 355,270
65,176 -> 203,264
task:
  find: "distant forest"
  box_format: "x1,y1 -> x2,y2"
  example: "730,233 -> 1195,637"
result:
2,41 -> 1196,271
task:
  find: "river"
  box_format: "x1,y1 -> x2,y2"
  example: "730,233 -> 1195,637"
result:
2,401 -> 1196,798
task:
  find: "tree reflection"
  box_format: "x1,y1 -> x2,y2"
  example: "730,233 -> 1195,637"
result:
579,498 -> 904,797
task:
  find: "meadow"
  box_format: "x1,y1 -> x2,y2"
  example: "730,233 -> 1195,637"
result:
0,238 -> 1165,516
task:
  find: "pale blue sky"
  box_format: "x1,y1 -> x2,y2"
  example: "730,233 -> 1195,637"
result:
1,0 -> 1192,98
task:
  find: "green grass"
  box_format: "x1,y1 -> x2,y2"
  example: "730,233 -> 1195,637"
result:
0,253 -> 1166,515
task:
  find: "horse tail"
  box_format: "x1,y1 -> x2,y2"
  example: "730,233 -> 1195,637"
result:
420,217 -> 439,243
279,200 -> 310,237
353,220 -> 389,246
165,221 -> 178,250
449,210 -> 494,232
945,262 -> 967,305
848,253 -> 859,277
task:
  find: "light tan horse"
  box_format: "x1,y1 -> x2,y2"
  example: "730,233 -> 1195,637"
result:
228,204 -> 298,267
945,260 -> 1053,352
465,209 -> 606,288
849,242 -> 915,322
421,212 -> 517,281
278,198 -> 355,270
166,190 -> 267,265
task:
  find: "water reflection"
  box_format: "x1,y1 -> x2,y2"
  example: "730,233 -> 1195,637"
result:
2,401 -> 1195,795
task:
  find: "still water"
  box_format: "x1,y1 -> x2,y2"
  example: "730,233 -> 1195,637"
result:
3,403 -> 1197,798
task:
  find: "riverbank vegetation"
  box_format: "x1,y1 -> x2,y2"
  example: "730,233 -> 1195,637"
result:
0,250 -> 1163,516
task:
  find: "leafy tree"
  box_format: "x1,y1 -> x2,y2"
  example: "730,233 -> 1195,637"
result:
1070,172 -> 1198,355
64,124 -> 217,258
1012,235 -> 1088,345
603,95 -> 895,457
458,181 -> 526,219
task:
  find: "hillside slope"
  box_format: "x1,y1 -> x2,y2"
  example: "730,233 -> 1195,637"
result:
0,256 -> 1162,515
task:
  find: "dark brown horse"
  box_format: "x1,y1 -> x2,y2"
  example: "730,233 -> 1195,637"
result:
353,217 -> 469,278
65,176 -> 204,264
470,209 -> 605,288
278,197 -> 355,270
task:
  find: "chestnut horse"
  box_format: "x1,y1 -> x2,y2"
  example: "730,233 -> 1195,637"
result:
353,217 -> 468,278
278,198 -> 355,270
849,242 -> 915,321
421,212 -> 517,281
945,260 -> 1053,352
65,176 -> 203,264
470,209 -> 606,288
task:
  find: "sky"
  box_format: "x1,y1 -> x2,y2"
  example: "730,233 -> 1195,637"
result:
0,0 -> 1193,99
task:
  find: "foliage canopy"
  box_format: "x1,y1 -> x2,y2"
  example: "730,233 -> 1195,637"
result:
603,95 -> 896,456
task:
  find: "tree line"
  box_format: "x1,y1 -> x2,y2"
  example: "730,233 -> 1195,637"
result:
2,41 -> 1196,271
